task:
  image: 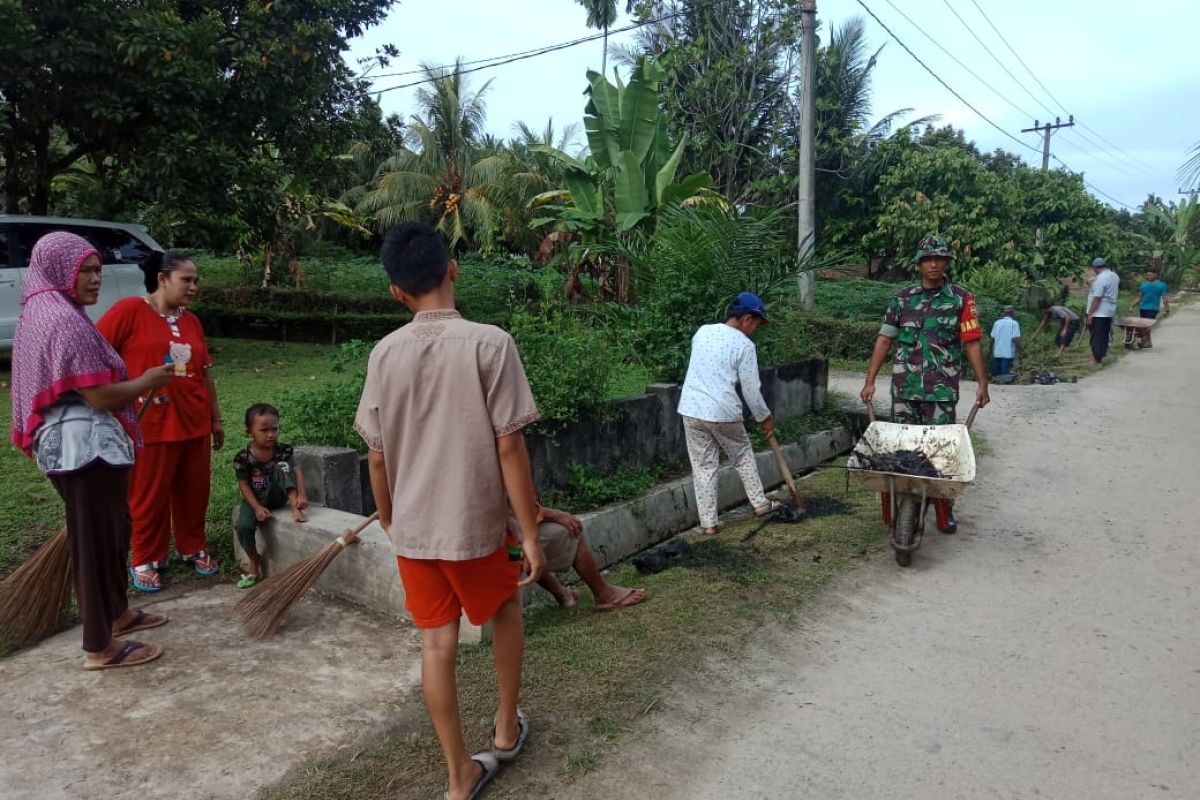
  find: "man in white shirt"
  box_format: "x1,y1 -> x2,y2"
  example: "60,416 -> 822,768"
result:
989,305 -> 1022,377
677,292 -> 779,535
1085,257 -> 1120,364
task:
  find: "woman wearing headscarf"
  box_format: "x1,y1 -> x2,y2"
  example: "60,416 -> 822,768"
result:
10,231 -> 174,669
97,252 -> 225,592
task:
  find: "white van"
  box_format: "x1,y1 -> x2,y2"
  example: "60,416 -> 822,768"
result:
0,216 -> 164,354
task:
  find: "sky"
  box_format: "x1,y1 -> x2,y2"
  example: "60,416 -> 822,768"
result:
348,0 -> 1200,210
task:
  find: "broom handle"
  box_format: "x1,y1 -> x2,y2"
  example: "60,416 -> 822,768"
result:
768,433 -> 803,509
136,390 -> 157,422
336,511 -> 381,548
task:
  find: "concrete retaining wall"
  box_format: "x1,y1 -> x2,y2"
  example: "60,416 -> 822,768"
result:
337,357 -> 828,517
232,425 -> 854,622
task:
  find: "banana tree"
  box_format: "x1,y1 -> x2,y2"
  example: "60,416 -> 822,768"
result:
530,56 -> 719,298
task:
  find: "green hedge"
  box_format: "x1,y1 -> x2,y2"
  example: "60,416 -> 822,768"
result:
758,307 -> 880,364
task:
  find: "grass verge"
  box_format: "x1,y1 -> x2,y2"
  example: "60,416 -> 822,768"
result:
258,464 -> 883,800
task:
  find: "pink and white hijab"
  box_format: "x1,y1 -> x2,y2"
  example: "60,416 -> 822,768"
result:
9,231 -> 139,455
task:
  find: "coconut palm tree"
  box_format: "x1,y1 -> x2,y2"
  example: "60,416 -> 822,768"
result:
354,59 -> 507,249
575,0 -> 634,76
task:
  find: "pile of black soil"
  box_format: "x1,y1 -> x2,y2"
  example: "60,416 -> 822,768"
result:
851,448 -> 943,478
801,495 -> 854,519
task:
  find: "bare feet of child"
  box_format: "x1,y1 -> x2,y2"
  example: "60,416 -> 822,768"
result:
291,505 -> 307,523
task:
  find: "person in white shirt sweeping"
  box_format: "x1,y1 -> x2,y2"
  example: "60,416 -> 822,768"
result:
677,292 -> 781,535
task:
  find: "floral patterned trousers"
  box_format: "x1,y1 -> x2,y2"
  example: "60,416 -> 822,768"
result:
683,416 -> 768,529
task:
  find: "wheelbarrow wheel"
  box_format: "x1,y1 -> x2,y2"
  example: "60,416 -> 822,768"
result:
893,497 -> 920,567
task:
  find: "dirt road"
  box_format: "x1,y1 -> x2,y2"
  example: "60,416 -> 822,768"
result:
562,304 -> 1200,800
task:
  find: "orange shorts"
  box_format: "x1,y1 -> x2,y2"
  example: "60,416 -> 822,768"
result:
396,535 -> 521,629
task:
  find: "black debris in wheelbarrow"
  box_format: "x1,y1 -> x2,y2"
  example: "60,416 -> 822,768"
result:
850,448 -> 943,478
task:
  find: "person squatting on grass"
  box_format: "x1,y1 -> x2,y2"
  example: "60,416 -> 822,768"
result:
97,251 -> 226,591
354,221 -> 547,800
518,504 -> 646,611
677,291 -> 782,536
1033,302 -> 1081,356
232,403 -> 309,589
10,231 -> 175,670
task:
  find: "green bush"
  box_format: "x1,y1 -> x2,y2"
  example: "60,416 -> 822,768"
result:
276,342 -> 370,451
538,462 -> 670,513
813,279 -> 902,321
455,255 -> 546,328
757,306 -> 881,364
608,205 -> 810,382
960,263 -> 1029,306
509,305 -> 614,422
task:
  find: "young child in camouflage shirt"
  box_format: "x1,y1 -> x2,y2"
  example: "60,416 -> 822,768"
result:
232,403 -> 308,588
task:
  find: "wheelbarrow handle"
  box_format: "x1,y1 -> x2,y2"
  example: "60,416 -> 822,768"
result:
965,402 -> 982,430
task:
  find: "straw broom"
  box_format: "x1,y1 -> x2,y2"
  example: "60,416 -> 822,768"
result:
0,392 -> 159,648
0,525 -> 73,647
235,511 -> 380,639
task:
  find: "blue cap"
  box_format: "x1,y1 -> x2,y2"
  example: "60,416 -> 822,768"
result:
1092,257 -> 1107,268
730,291 -> 770,322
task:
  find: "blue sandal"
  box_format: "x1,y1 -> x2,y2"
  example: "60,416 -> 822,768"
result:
179,550 -> 220,577
128,566 -> 162,593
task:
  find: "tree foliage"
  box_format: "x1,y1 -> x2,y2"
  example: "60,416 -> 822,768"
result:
625,0 -> 798,204
0,0 -> 392,245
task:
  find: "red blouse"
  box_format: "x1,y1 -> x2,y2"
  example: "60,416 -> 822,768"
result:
97,297 -> 213,444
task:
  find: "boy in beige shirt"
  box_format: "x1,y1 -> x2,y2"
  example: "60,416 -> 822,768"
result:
355,222 -> 546,800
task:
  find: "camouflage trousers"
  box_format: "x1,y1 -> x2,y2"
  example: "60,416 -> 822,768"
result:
890,398 -> 958,425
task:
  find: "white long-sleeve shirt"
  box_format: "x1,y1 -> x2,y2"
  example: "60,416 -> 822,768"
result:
677,323 -> 771,423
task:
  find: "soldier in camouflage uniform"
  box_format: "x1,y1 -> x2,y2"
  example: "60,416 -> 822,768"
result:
860,235 -> 990,533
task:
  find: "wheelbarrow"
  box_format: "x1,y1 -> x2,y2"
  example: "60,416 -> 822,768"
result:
1115,316 -> 1155,348
847,404 -> 980,567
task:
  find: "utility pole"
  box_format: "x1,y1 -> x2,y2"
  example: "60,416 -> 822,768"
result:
797,0 -> 816,309
1022,116 -> 1074,247
1180,188 -> 1200,197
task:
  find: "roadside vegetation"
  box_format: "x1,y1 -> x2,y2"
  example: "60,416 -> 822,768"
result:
259,465 -> 886,800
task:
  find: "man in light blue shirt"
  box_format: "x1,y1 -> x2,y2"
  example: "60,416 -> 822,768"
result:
989,305 -> 1021,377
1086,257 -> 1120,364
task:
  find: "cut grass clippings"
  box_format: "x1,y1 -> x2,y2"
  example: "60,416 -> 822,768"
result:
258,465 -> 885,800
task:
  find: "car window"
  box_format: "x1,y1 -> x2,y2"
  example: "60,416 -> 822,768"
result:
16,224 -> 155,267
0,229 -> 11,269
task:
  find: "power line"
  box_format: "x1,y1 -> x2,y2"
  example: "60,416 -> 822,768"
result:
879,0 -> 1033,120
966,0 -> 1069,112
856,0 -> 1136,209
1050,154 -> 1139,209
1058,129 -> 1154,181
367,15 -> 676,94
964,0 -> 1174,182
854,0 -> 1040,156
940,0 -> 1056,118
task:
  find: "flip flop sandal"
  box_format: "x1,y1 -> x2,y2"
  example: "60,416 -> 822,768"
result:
128,567 -> 162,593
443,752 -> 499,800
180,550 -> 221,577
491,709 -> 529,762
113,610 -> 168,637
237,574 -> 261,590
754,499 -> 784,517
84,640 -> 163,671
594,588 -> 648,612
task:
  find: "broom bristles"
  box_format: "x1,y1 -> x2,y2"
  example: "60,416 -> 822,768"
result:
0,527 -> 73,647
234,539 -> 347,639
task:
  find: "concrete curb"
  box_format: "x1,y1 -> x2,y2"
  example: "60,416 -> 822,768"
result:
233,425 -> 855,631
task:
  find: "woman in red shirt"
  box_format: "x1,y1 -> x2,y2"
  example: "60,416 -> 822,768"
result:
98,252 -> 226,591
